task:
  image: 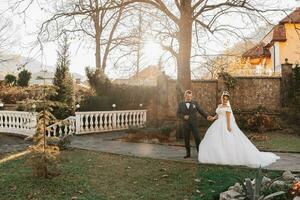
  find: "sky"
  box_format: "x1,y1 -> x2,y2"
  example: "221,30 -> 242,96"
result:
0,0 -> 299,79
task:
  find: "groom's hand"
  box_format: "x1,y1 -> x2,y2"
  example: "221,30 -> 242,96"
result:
184,115 -> 189,120
207,116 -> 213,121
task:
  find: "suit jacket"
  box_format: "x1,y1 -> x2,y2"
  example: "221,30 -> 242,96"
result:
177,100 -> 208,125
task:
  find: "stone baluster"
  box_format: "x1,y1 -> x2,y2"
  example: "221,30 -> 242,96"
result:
128,112 -> 132,127
115,113 -> 119,128
99,114 -> 103,130
94,113 -> 99,131
0,114 -> 3,128
103,114 -> 107,130
90,114 -> 94,131
111,113 -> 116,129
108,113 -> 112,130
81,115 -> 85,133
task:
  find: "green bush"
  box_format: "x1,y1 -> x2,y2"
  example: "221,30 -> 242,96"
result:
159,126 -> 174,137
4,74 -> 16,86
51,34 -> 75,119
51,105 -> 74,120
86,67 -> 111,96
158,121 -> 176,137
83,65 -> 155,111
17,69 -> 31,87
80,85 -> 155,111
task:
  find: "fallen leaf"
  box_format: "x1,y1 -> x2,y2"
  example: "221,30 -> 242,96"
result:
10,185 -> 17,192
208,179 -> 215,184
162,174 -> 169,178
194,178 -> 201,183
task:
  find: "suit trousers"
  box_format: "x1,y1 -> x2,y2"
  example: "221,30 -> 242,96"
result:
183,121 -> 200,155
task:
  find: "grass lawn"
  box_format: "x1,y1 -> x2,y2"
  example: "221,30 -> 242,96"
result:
128,127 -> 300,153
250,131 -> 300,152
0,149 -> 282,200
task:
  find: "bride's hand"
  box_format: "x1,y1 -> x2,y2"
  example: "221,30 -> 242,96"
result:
227,127 -> 232,132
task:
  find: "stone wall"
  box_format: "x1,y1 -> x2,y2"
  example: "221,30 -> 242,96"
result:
191,80 -> 218,114
153,79 -> 218,121
148,63 -> 293,124
229,77 -> 281,111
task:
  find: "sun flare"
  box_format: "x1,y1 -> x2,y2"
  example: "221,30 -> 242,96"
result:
142,40 -> 163,65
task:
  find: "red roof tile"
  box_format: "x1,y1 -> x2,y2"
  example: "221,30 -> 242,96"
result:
280,7 -> 300,24
271,24 -> 287,42
242,42 -> 271,59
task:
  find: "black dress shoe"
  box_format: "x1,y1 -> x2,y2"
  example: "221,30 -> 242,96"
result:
184,155 -> 191,158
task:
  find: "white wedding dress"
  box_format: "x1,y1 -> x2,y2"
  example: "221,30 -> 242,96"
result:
198,104 -> 280,168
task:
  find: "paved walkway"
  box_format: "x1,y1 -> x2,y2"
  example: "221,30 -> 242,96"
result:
0,133 -> 31,156
1,132 -> 299,171
70,132 -> 300,172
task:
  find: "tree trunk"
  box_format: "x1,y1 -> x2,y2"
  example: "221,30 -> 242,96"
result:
177,2 -> 192,95
94,5 -> 101,70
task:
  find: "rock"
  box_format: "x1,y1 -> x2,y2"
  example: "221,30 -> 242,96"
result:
219,190 -> 243,200
228,183 -> 243,194
261,176 -> 272,187
270,180 -> 287,188
282,170 -> 295,180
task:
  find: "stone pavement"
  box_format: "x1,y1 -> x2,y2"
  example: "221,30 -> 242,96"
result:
70,132 -> 300,172
0,133 -> 31,156
1,132 -> 299,171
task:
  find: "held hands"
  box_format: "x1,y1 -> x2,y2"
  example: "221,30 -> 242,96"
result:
207,116 -> 214,121
184,115 -> 189,120
227,127 -> 232,132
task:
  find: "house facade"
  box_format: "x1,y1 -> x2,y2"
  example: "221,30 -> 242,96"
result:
241,7 -> 300,76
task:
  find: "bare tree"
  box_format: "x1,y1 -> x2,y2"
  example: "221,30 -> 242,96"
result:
0,18 -> 15,63
36,0 -> 137,72
110,0 -> 288,93
6,0 -> 292,90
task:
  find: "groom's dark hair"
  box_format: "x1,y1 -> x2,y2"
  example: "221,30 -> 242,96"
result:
184,90 -> 192,96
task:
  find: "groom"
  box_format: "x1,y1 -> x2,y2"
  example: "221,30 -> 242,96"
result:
177,90 -> 213,158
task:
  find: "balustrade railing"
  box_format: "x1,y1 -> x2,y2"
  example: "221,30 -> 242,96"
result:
45,116 -> 76,137
0,110 -> 147,137
0,111 -> 37,137
75,110 -> 147,134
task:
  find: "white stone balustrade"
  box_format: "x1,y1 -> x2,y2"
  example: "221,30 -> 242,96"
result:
0,111 -> 37,137
45,116 -> 76,137
0,110 -> 147,137
75,110 -> 147,134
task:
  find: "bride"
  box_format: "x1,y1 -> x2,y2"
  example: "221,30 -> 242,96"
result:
198,91 -> 280,168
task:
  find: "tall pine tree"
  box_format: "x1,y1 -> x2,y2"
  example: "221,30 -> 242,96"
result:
52,34 -> 75,119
